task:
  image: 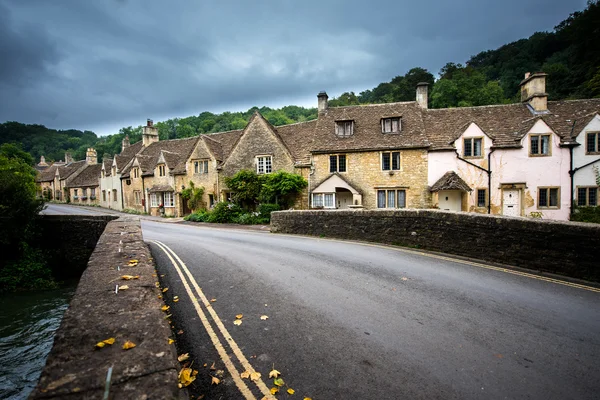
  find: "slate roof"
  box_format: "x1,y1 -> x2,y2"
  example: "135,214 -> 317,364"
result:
58,160 -> 86,181
277,120 -> 318,165
203,130 -> 244,163
37,164 -> 59,182
430,171 -> 472,192
65,164 -> 102,188
121,136 -> 199,177
102,158 -> 113,177
148,184 -> 175,192
115,141 -> 143,171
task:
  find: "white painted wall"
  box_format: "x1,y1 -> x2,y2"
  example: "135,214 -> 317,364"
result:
572,114 -> 600,204
99,161 -> 124,210
437,190 -> 462,211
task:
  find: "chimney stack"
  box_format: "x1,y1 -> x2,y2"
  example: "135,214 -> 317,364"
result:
65,152 -> 74,164
122,135 -> 130,152
38,155 -> 48,167
317,91 -> 328,113
520,72 -> 548,113
85,148 -> 98,165
142,119 -> 159,146
416,82 -> 429,109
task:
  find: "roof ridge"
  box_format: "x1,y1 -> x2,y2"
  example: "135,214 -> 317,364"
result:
332,101 -> 418,110
426,102 -> 523,112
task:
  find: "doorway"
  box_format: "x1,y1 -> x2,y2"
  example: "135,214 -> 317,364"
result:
502,189 -> 521,217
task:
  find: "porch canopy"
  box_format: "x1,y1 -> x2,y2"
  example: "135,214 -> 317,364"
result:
312,174 -> 360,194
430,171 -> 472,192
148,185 -> 175,193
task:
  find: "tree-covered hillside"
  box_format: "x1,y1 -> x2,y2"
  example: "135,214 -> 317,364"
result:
2,1 -> 598,163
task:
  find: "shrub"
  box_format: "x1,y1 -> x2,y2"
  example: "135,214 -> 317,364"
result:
571,205 -> 600,224
185,209 -> 210,222
206,202 -> 243,223
234,212 -> 261,225
0,243 -> 56,292
181,181 -> 205,212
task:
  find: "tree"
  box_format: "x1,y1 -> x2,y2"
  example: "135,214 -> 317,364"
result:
223,170 -> 264,210
260,171 -> 308,209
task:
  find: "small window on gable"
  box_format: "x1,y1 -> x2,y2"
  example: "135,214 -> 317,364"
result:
586,132 -> 600,154
256,156 -> 272,174
194,160 -> 209,174
133,168 -> 139,178
464,138 -> 483,158
158,164 -> 166,176
381,117 -> 401,134
335,121 -> 354,138
530,134 -> 550,156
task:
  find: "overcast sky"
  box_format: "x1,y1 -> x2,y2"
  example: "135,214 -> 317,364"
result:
0,0 -> 587,136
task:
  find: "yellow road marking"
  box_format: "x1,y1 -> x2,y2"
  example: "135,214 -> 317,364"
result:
150,241 -> 259,400
152,240 -> 276,400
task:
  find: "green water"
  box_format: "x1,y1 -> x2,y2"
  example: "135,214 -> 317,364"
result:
0,285 -> 75,399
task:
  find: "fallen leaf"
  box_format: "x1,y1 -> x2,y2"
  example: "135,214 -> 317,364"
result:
157,295 -> 163,299
95,342 -> 106,349
173,296 -> 179,300
103,338 -> 116,345
178,353 -> 190,362
155,282 -> 160,288
287,388 -> 295,395
164,314 -> 172,319
210,298 -> 217,302
161,305 -> 170,311
240,371 -> 250,379
160,274 -> 165,277
122,340 -> 136,350
236,314 -> 243,319
273,378 -> 285,387
152,273 -> 157,277
174,298 -> 179,303
233,320 -> 242,326
129,259 -> 139,264
270,387 -> 279,395
304,398 -> 313,400
121,275 -> 139,280
211,376 -> 220,385
250,371 -> 261,381
210,362 -> 216,370
178,330 -> 184,335
168,339 -> 175,344
118,285 -> 129,290
260,315 -> 269,320
192,370 -> 198,376
269,369 -> 281,378
203,363 -> 207,367
179,367 -> 196,387
401,277 -> 408,281
215,370 -> 224,378
162,287 -> 169,292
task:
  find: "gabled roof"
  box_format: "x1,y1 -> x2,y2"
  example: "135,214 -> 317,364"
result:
57,160 -> 86,181
65,164 -> 102,188
102,158 -> 113,177
542,99 -> 600,141
310,102 -> 429,153
203,130 -> 243,163
121,136 -> 199,177
430,171 -> 472,192
115,141 -> 143,171
277,120 -> 318,165
37,164 -> 59,182
312,173 -> 361,195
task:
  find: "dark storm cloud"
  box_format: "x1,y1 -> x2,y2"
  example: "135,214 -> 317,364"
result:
0,0 -> 587,135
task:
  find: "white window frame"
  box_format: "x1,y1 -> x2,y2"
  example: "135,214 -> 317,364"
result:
150,193 -> 159,207
381,117 -> 401,134
311,193 -> 336,209
256,155 -> 273,174
134,191 -> 141,205
335,121 -> 354,138
164,192 -> 175,207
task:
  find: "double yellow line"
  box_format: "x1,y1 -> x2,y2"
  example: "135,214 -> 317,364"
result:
150,240 -> 275,400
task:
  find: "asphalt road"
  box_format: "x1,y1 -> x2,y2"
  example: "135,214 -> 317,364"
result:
43,204 -> 600,399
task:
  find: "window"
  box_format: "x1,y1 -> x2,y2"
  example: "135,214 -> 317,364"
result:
133,168 -> 139,178
209,194 -> 215,208
134,191 -> 141,205
577,187 -> 598,206
102,190 -> 106,202
256,156 -> 272,174
329,154 -> 347,173
476,188 -> 487,208
74,189 -> 78,197
381,152 -> 401,171
312,193 -> 335,208
377,189 -> 406,208
158,164 -> 166,176
194,160 -> 209,174
530,134 -> 550,156
335,121 -> 354,138
464,138 -> 483,157
381,117 -> 401,133
538,187 -> 559,208
90,188 -> 96,199
150,193 -> 159,207
586,132 -> 600,154
164,192 -> 174,207
112,189 -> 117,202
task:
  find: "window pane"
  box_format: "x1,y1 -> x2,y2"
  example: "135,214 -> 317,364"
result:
477,189 -> 486,207
324,194 -> 334,207
541,136 -> 549,155
531,136 -> 539,154
265,156 -> 272,173
387,190 -> 395,208
577,188 -> 587,206
377,190 -> 386,208
346,122 -> 353,136
384,119 -> 391,133
382,153 -> 390,170
257,157 -> 264,174
538,188 -> 548,207
474,138 -> 482,156
464,139 -> 472,157
397,190 -> 406,208
392,152 -> 400,170
338,155 -> 346,172
312,194 -> 323,207
392,118 -> 399,132
587,133 -> 597,153
549,188 -> 558,207
589,188 -> 597,206
194,162 -> 199,173
330,155 -> 337,173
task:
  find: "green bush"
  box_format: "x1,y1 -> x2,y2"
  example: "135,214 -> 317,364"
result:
185,209 -> 210,222
206,202 -> 243,223
234,213 -> 261,225
571,206 -> 600,224
0,243 -> 56,292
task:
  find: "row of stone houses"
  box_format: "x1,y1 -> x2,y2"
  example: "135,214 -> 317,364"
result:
37,72 -> 600,221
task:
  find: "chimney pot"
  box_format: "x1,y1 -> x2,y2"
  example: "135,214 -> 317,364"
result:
147,119 -> 153,127
317,91 -> 328,113
416,82 -> 429,109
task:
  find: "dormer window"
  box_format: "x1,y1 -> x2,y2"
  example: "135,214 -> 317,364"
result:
158,164 -> 166,176
194,160 -> 209,174
530,134 -> 550,156
464,138 -> 483,158
133,168 -> 139,178
381,117 -> 401,134
256,155 -> 272,174
335,121 -> 354,138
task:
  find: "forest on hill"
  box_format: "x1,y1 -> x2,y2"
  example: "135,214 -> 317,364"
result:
2,0 -> 599,163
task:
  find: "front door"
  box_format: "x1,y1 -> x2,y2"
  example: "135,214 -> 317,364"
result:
336,190 -> 353,209
503,189 -> 520,217
438,190 -> 462,211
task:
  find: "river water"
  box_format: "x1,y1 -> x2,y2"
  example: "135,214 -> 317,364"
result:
0,285 -> 76,400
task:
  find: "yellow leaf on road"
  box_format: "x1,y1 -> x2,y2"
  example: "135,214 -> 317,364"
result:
103,338 -> 115,345
118,285 -> 129,290
270,387 -> 279,395
269,369 -> 280,378
178,367 -> 196,387
240,371 -> 250,379
210,362 -> 216,370
95,337 -> 116,348
287,388 -> 295,395
211,376 -> 220,385
260,315 -> 269,320
210,298 -> 217,302
122,340 -> 136,350
401,277 -> 408,281
162,287 -> 169,292
95,342 -> 105,348
250,371 -> 261,381
304,397 -> 313,400
168,339 -> 175,344
121,275 -> 139,280
173,298 -> 179,303
177,353 -> 190,362
273,378 -> 285,387
129,259 -> 138,264
161,305 -> 170,311
235,314 -> 243,319
233,320 -> 242,326
173,296 -> 179,300
155,282 -> 160,288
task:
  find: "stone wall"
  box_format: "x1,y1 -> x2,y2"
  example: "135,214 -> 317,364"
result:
271,209 -> 600,282
31,217 -> 183,399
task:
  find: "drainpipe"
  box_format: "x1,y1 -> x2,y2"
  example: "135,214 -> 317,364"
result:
455,149 -> 493,214
119,175 -> 125,211
308,156 -> 315,209
142,176 -> 146,213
